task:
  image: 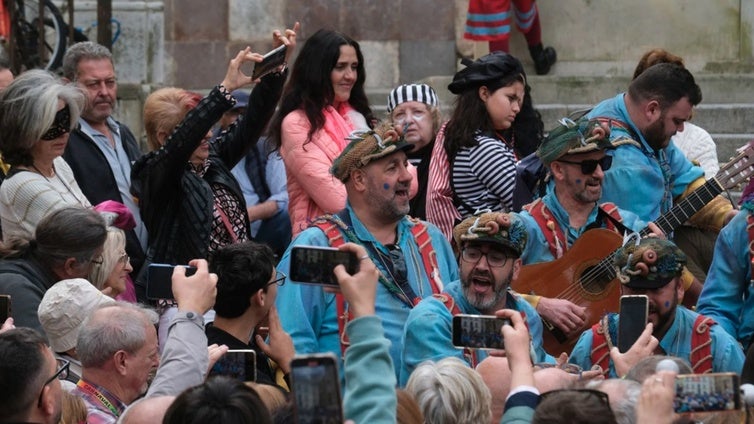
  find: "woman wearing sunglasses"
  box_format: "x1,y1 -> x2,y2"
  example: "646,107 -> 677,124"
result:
0,70 -> 90,241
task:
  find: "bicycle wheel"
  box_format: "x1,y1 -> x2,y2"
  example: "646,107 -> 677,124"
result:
13,0 -> 66,71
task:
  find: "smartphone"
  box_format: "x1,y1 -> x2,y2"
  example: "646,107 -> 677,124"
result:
0,295 -> 10,323
289,246 -> 358,287
617,295 -> 649,353
451,314 -> 510,350
252,44 -> 287,80
145,263 -> 197,300
208,349 -> 257,382
290,353 -> 343,424
674,373 -> 741,413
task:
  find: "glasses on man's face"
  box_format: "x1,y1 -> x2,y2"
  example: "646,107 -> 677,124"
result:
266,270 -> 287,288
461,247 -> 509,267
557,155 -> 613,175
38,358 -> 70,406
539,388 -> 611,409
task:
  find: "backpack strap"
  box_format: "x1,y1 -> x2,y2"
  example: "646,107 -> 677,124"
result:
690,315 -> 716,374
523,198 -> 565,258
589,315 -> 613,377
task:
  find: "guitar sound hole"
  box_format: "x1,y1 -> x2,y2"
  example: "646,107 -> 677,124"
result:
577,265 -> 614,296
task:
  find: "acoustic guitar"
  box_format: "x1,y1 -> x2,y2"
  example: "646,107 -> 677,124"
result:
514,141 -> 754,356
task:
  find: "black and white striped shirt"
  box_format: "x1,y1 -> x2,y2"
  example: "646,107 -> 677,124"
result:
451,133 -> 517,218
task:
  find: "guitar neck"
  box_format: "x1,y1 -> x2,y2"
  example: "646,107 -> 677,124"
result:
638,178 -> 724,237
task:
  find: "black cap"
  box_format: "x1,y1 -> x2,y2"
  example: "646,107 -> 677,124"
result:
448,51 -> 525,94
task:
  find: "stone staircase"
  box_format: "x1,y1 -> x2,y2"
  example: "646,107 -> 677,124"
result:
368,73 -> 754,170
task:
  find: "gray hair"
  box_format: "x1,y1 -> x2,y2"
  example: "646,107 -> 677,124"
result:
587,378 -> 642,424
406,357 -> 492,424
0,70 -> 84,166
88,227 -> 126,290
77,302 -> 158,368
62,41 -> 114,81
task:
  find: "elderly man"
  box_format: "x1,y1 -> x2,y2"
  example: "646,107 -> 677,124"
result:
0,328 -> 65,424
73,260 -> 220,423
569,238 -> 744,378
400,211 -> 552,385
275,124 -> 458,380
387,83 -> 441,220
61,42 -> 146,279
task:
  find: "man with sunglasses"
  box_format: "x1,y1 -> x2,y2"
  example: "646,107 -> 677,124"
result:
206,241 -> 294,389
518,117 -> 651,338
399,211 -> 553,386
0,327 -> 66,424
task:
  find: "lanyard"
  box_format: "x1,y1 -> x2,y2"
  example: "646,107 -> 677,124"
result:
76,379 -> 121,417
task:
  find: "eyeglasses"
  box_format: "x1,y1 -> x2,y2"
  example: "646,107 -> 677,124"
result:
40,104 -> 71,140
37,358 -> 70,406
266,270 -> 286,288
556,155 -> 613,174
461,247 -> 509,267
539,388 -> 611,409
117,252 -> 130,265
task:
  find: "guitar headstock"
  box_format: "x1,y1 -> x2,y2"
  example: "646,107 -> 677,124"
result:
715,141 -> 754,190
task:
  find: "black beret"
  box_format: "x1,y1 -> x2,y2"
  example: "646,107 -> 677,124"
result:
447,51 -> 525,94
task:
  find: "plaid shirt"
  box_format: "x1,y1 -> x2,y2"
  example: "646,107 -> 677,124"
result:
72,379 -> 126,424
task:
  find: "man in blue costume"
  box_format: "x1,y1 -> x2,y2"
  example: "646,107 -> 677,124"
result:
586,63 -> 733,234
400,210 -> 552,385
275,125 -> 459,381
569,238 -> 743,378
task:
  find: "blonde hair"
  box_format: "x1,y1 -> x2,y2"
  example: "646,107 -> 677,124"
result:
60,390 -> 88,424
245,382 -> 288,414
88,227 -> 126,290
143,87 -> 202,151
406,357 -> 492,424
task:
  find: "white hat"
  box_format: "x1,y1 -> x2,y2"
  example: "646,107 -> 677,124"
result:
37,278 -> 116,353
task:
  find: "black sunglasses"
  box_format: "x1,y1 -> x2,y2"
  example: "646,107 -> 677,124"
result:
557,155 -> 612,174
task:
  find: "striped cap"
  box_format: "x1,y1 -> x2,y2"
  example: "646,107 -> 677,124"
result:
386,83 -> 438,113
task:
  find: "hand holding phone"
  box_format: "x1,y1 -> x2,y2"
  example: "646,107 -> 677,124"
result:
146,263 -> 197,300
289,246 -> 358,287
290,353 -> 343,424
618,295 -> 649,353
252,45 -> 287,80
208,349 -> 257,382
452,314 -> 511,350
330,243 -> 379,318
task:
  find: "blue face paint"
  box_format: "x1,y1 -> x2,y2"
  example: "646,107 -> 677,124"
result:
665,301 -> 670,308
383,183 -> 390,190
575,178 -> 582,184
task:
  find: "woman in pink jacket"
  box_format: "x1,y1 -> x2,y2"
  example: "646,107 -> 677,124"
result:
269,29 -> 375,236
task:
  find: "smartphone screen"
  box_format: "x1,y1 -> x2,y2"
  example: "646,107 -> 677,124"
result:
674,373 -> 741,413
208,349 -> 257,382
617,295 -> 649,353
289,246 -> 358,287
0,295 -> 10,323
146,264 -> 197,300
451,314 -> 510,350
252,44 -> 287,80
290,353 -> 343,424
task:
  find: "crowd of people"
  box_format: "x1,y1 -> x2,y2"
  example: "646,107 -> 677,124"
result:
0,11 -> 752,424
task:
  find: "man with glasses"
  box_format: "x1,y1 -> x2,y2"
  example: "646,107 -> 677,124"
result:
399,211 -> 552,385
207,241 -> 294,388
0,327 -> 66,424
275,125 -> 459,381
61,41 -> 147,282
517,117 -> 651,338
